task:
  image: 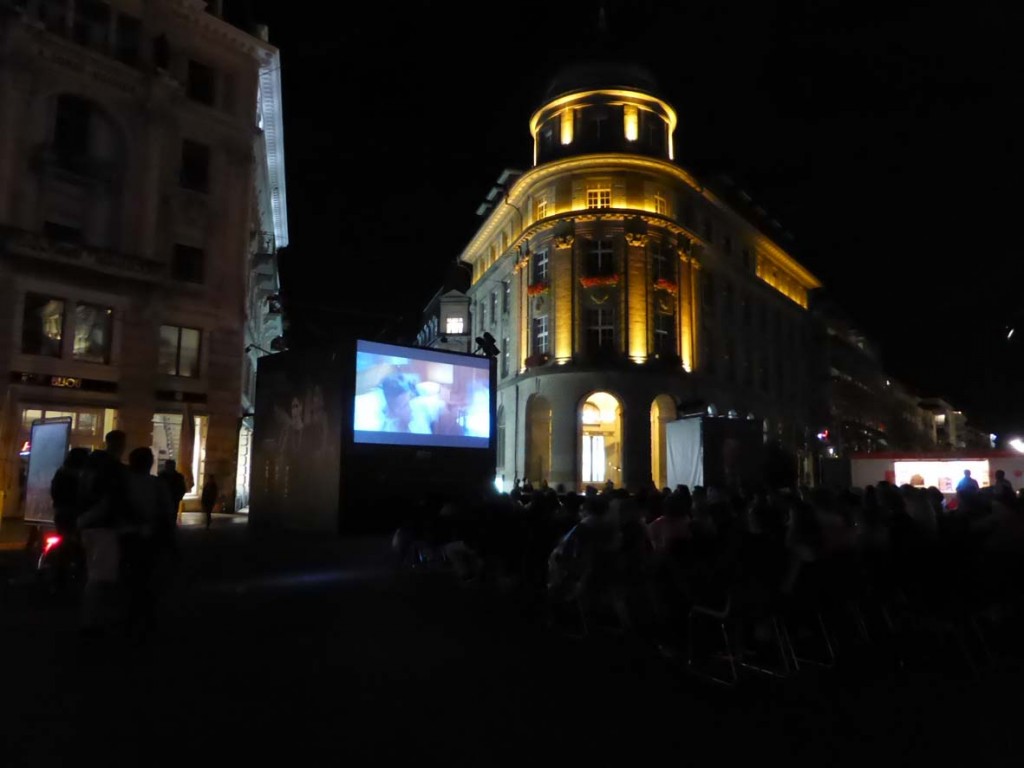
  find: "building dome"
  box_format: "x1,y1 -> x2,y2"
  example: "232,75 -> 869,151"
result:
542,61 -> 661,103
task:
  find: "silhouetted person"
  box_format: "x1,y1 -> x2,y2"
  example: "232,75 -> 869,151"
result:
124,447 -> 174,640
157,459 -> 187,517
994,469 -> 1015,501
49,447 -> 90,589
51,447 -> 89,537
78,430 -> 129,635
956,469 -> 980,496
201,475 -> 219,530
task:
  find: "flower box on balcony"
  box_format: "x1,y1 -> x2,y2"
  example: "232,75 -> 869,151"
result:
653,277 -> 679,295
524,352 -> 551,368
527,282 -> 549,296
579,274 -> 620,289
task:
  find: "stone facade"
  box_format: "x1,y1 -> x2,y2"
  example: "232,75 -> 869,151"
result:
0,0 -> 286,517
460,64 -> 823,491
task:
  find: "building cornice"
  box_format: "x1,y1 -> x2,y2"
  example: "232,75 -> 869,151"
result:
461,153 -> 819,291
461,154 -> 704,261
163,0 -> 278,64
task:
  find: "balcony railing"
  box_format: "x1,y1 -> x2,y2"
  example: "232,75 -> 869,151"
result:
1,226 -> 165,282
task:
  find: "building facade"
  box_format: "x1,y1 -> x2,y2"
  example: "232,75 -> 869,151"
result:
458,63 -> 822,491
0,0 -> 287,518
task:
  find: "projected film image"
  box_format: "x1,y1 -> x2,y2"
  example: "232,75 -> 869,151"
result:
353,340 -> 491,448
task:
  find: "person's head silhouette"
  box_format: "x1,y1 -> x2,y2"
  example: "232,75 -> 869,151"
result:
380,374 -> 417,430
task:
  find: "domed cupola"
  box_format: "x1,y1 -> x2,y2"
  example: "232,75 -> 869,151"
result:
529,60 -> 678,166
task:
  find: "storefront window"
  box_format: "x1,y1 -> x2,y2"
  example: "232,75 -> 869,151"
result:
152,412 -> 207,494
22,294 -> 64,357
73,302 -> 113,363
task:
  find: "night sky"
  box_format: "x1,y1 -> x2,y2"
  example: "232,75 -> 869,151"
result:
236,1 -> 1020,437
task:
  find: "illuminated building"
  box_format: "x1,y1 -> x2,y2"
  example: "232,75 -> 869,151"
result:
0,0 -> 287,517
458,63 -> 823,490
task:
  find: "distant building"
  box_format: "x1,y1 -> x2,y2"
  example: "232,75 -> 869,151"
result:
0,0 -> 287,517
416,261 -> 473,354
449,62 -> 823,491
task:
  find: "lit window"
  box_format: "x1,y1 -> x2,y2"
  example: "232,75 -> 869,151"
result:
623,105 -> 639,141
532,316 -> 550,355
535,199 -> 548,220
532,249 -> 549,284
159,325 -> 201,377
445,316 -> 464,335
582,402 -> 601,425
587,189 -> 611,209
654,193 -> 667,215
560,108 -> 574,145
72,302 -> 113,364
22,294 -> 65,357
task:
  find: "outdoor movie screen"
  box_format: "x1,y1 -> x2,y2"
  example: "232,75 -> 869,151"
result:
352,340 -> 492,448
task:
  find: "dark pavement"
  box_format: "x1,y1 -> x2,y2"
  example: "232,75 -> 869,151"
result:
1,520 -> 1022,766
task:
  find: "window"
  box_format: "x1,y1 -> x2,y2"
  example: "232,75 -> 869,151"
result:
496,407 -> 506,467
445,316 -> 464,335
646,116 -> 665,150
535,199 -> 548,220
72,302 -> 112,364
502,281 -> 510,314
172,244 -> 204,283
650,240 -> 674,282
587,239 -> 615,276
502,338 -> 510,378
532,316 -> 550,356
159,325 -> 201,377
654,193 -> 667,215
179,140 -> 210,192
22,294 -> 64,357
532,249 -> 549,284
44,221 -> 83,244
586,308 -> 615,353
587,109 -> 610,142
115,14 -> 141,65
623,105 -> 639,141
654,312 -> 675,356
702,273 -> 715,309
187,60 -> 216,105
702,326 -> 716,374
587,188 -> 611,209
73,0 -> 110,50
54,95 -> 91,170
490,291 -> 497,326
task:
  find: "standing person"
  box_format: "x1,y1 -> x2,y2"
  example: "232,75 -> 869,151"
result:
124,447 -> 174,640
77,430 -> 129,636
157,459 -> 187,520
201,475 -> 219,530
49,447 -> 90,588
994,469 -> 1015,502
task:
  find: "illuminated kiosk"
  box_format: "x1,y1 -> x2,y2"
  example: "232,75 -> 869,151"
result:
250,339 -> 497,533
849,451 -> 1024,498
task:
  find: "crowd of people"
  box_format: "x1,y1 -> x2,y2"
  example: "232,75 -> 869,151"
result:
393,470 -> 1024,674
46,429 -> 207,641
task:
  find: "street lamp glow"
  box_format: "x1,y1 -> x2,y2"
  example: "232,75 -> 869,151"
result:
1010,438 -> 1024,454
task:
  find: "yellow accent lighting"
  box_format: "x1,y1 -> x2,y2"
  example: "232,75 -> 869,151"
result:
624,105 -> 639,142
560,109 -> 574,145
